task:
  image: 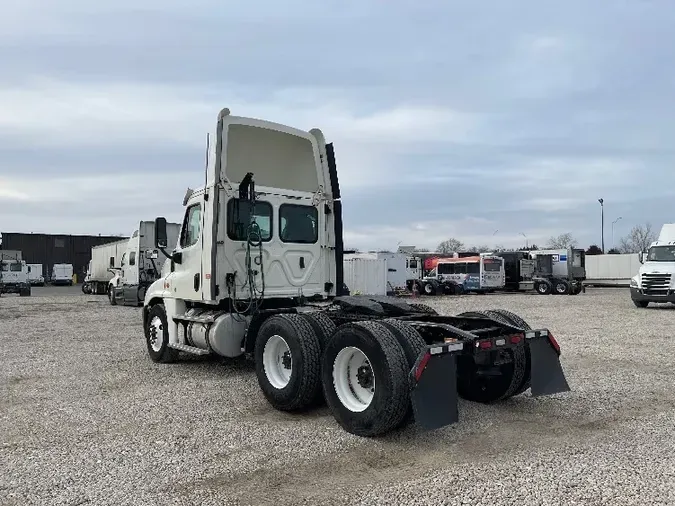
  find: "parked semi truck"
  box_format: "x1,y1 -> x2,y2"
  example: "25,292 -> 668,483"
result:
109,221 -> 179,306
529,248 -> 586,295
83,238 -> 129,295
630,223 -> 675,308
492,248 -> 585,295
140,108 -> 570,437
0,259 -> 31,296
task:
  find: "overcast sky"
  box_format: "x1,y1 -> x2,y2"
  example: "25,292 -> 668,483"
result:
1,0 -> 674,251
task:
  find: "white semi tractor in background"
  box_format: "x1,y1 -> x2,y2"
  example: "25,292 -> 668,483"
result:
109,221 -> 180,306
82,238 -> 129,295
0,258 -> 32,297
630,223 -> 675,308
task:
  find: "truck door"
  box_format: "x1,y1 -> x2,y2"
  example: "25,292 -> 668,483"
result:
168,200 -> 204,301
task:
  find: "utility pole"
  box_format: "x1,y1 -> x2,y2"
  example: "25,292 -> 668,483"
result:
598,198 -> 604,252
520,232 -> 528,249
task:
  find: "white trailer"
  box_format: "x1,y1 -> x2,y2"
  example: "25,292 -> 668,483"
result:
108,221 -> 180,306
138,108 -> 571,438
343,252 -> 408,294
51,263 -> 74,286
83,238 -> 129,294
27,264 -> 45,286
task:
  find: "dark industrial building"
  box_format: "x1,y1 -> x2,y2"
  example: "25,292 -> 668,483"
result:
0,232 -> 128,283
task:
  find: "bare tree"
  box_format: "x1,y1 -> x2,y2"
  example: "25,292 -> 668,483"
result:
618,223 -> 657,253
437,238 -> 464,254
547,233 -> 577,249
466,245 -> 491,253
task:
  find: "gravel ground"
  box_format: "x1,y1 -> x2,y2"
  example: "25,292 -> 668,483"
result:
2,288 -> 675,505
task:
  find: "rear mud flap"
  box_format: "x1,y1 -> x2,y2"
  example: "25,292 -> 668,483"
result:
410,348 -> 460,431
528,335 -> 571,396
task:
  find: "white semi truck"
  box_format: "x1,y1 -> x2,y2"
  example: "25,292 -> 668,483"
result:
108,221 -> 180,306
630,223 -> 675,308
141,108 -> 570,437
0,259 -> 32,296
82,238 -> 129,294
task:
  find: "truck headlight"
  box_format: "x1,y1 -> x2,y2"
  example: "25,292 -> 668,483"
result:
630,277 -> 639,288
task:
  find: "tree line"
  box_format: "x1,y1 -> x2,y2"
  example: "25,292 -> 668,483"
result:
435,223 -> 657,255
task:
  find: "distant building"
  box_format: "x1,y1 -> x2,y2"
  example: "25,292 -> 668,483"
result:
0,232 -> 128,282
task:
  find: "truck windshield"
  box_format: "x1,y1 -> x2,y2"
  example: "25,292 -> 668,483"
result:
647,245 -> 675,262
10,263 -> 22,272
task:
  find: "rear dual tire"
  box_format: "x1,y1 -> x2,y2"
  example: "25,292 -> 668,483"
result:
322,321 -> 411,437
456,309 -> 532,402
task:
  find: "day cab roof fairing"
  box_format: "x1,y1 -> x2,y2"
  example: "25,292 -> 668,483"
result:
203,108 -> 341,302
210,108 -> 335,198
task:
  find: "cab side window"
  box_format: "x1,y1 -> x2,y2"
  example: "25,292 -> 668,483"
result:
181,204 -> 202,248
129,252 -> 136,266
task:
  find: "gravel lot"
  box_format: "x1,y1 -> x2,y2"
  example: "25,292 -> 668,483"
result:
2,287 -> 675,505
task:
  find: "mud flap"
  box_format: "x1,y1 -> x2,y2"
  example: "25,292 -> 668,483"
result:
527,332 -> 571,397
410,345 -> 461,431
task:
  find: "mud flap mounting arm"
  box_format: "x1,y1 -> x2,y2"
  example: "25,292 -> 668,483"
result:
526,329 -> 571,397
409,342 -> 464,431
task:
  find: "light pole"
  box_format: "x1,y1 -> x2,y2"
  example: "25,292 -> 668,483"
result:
611,217 -> 622,249
598,198 -> 604,252
520,232 -> 528,249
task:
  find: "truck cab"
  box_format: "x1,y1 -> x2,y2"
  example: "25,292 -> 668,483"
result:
630,224 -> 675,308
0,260 -> 32,296
143,109 -> 341,356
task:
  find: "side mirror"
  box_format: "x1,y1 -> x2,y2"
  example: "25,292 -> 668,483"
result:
155,217 -> 168,249
27,266 -> 31,273
145,249 -> 159,259
109,257 -> 115,268
638,251 -> 644,264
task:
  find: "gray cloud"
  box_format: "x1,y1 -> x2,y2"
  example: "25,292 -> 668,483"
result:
2,0 -> 675,250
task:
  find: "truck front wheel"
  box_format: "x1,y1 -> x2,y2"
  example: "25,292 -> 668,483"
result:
322,321 -> 409,437
254,314 -> 322,412
633,300 -> 649,308
145,303 -> 179,363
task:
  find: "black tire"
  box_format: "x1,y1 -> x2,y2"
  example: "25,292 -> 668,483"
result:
299,311 -> 337,350
322,321 -> 410,437
455,310 -> 528,403
144,303 -> 179,363
82,283 -> 88,294
379,318 -> 428,428
108,285 -> 117,305
534,280 -> 552,295
633,300 -> 649,308
422,281 -> 436,296
137,285 -> 147,306
553,279 -> 570,295
408,303 -> 438,315
254,314 -> 322,412
484,309 -> 533,396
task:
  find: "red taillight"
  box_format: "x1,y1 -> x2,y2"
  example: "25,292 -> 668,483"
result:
478,340 -> 492,350
415,352 -> 431,381
510,334 -> 522,344
548,334 -> 561,354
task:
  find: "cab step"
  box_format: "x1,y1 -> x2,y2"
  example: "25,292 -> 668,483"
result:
168,342 -> 211,355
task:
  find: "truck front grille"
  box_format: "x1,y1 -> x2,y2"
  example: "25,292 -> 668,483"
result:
641,273 -> 672,295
